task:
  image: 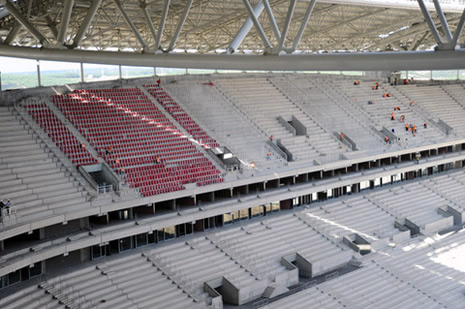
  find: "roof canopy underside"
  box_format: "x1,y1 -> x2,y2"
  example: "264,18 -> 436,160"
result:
0,0 -> 465,69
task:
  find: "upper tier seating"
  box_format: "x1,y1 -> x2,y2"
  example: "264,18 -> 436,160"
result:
53,88 -> 223,197
144,84 -> 219,149
397,84 -> 465,134
334,80 -> 445,147
161,80 -> 284,171
25,104 -> 97,167
214,77 -> 347,163
271,75 -> 384,152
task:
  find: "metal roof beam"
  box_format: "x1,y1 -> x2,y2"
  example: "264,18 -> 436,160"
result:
292,0 -> 317,51
417,0 -> 443,45
155,0 -> 170,51
4,22 -> 21,45
278,0 -> 297,51
263,0 -> 280,42
432,0 -> 452,42
242,0 -> 272,53
2,45 -> 465,71
57,0 -> 74,44
227,1 -> 265,54
44,15 -> 58,40
452,8 -> 465,47
139,1 -> 158,48
168,0 -> 193,52
0,0 -> 49,47
112,0 -> 147,51
71,0 -> 102,48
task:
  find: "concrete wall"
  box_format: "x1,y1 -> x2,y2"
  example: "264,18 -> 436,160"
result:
422,216 -> 453,235
290,115 -> 307,136
311,251 -> 353,277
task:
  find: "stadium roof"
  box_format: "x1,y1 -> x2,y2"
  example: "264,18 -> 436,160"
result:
0,0 -> 465,70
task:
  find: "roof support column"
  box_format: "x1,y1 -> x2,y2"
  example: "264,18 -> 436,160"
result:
242,0 -> 272,53
278,0 -> 297,50
4,22 -> 21,45
139,1 -> 158,48
227,1 -> 264,54
44,15 -> 58,40
155,0 -> 170,51
452,8 -> 465,46
292,0 -> 317,51
0,0 -> 49,47
112,0 -> 148,51
71,0 -> 102,48
263,0 -> 280,42
417,0 -> 443,45
57,0 -> 74,44
168,0 -> 193,52
432,0 -> 452,42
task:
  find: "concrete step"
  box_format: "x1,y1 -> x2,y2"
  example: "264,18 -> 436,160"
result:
0,143 -> 42,154
2,157 -> 55,169
23,172 -> 68,184
29,178 -> 75,191
13,197 -> 43,209
0,139 -> 39,148
43,192 -> 85,205
0,131 -> 31,142
15,168 -> 63,179
2,188 -> 34,199
2,152 -> 50,164
12,162 -> 58,175
0,178 -> 23,190
37,187 -> 80,199
0,124 -> 26,132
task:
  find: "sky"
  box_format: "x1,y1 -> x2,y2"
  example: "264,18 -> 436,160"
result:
0,56 -> 120,73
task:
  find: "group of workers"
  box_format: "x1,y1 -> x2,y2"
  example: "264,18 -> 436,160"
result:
0,200 -> 12,217
355,80 -> 428,141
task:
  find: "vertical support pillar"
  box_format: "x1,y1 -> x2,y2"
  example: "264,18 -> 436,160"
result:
36,60 -> 41,87
119,64 -> 122,79
80,247 -> 89,262
80,62 -> 84,83
430,70 -> 433,80
171,199 -> 176,210
153,66 -> 157,76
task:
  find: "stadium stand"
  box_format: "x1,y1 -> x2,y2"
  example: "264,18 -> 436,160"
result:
396,85 -> 465,134
158,80 -> 284,171
25,103 -> 97,167
53,88 -> 223,196
214,77 -> 347,163
270,75 -> 385,152
2,74 -> 465,309
265,228 -> 465,309
0,106 -> 90,224
144,84 -> 220,149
